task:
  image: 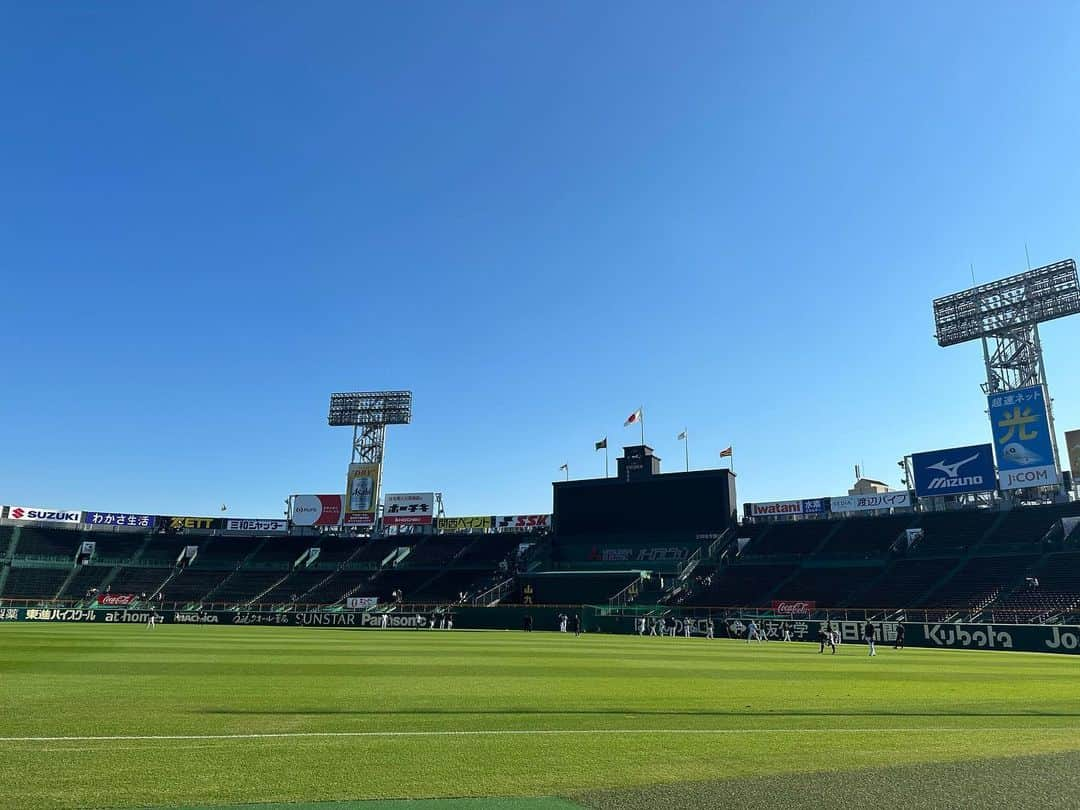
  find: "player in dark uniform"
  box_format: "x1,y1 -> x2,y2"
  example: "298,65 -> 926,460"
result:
818,624 -> 836,654
572,614 -> 582,637
864,620 -> 877,657
894,623 -> 905,650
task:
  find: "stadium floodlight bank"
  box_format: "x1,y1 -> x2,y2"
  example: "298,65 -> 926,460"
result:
327,391 -> 413,426
932,259 -> 1080,348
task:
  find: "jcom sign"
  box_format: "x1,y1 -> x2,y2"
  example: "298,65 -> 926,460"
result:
911,444 -> 995,497
988,386 -> 1059,490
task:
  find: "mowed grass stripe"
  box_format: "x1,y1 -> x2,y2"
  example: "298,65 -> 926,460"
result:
2,625 -> 1080,809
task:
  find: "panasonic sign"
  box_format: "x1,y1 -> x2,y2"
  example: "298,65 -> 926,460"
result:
911,444 -> 996,498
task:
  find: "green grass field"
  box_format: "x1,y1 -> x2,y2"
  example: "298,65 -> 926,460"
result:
2,624 -> 1080,810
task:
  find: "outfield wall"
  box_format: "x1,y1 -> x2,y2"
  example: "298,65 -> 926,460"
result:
4,606 -> 1080,655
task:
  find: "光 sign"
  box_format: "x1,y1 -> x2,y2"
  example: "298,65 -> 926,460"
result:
911,444 -> 995,497
988,386 -> 1059,490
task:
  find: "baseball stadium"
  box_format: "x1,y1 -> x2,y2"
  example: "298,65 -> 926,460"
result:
7,5 -> 1080,810
3,258 -> 1080,809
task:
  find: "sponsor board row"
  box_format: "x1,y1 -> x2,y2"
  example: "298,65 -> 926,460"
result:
718,617 -> 1080,655
4,506 -> 290,534
5,607 -> 1080,654
0,608 -> 446,629
748,492 -> 912,518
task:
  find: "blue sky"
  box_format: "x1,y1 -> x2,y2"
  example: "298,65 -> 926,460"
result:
2,2 -> 1079,518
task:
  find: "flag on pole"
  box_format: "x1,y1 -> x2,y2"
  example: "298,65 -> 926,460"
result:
677,430 -> 687,441
595,437 -> 607,451
719,446 -> 733,458
559,463 -> 568,471
624,408 -> 642,427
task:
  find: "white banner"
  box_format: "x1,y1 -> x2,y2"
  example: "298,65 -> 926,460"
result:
383,492 -> 435,526
748,500 -> 802,518
829,492 -> 911,513
999,464 -> 1060,491
6,505 -> 81,524
225,518 -> 288,533
346,597 -> 378,610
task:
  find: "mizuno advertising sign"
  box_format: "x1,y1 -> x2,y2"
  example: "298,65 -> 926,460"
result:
911,443 -> 996,498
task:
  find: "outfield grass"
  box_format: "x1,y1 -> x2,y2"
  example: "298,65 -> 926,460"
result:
1,625 -> 1079,809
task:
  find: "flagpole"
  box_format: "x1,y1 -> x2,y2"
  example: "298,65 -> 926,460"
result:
605,444 -> 610,478
640,406 -> 645,447
684,428 -> 689,472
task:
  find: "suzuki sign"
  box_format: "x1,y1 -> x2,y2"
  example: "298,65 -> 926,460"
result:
911,443 -> 996,498
6,506 -> 81,524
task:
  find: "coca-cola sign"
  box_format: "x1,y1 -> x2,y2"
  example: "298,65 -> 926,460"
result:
96,593 -> 137,607
772,600 -> 815,616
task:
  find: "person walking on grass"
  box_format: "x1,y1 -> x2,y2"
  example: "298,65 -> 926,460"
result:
573,614 -> 582,637
894,623 -> 905,650
818,624 -> 836,654
864,620 -> 877,657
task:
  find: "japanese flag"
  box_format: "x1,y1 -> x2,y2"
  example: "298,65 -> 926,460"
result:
624,408 -> 642,427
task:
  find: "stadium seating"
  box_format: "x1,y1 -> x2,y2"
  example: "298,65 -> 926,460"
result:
5,500 -> 1080,615
818,514 -> 915,555
742,521 -> 837,556
1,566 -> 71,600
922,554 -> 1039,609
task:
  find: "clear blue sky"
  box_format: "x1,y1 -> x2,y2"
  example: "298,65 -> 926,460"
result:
2,2 -> 1079,518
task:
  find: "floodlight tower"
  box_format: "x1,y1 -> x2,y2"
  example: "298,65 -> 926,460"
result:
932,259 -> 1080,470
327,390 -> 413,465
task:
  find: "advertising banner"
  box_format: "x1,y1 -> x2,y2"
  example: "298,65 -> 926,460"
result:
345,463 -> 380,528
84,511 -> 156,529
436,516 -> 493,531
495,515 -> 552,532
163,516 -> 217,531
1066,430 -> 1080,482
96,594 -> 137,607
771,600 -> 816,616
224,518 -> 287,533
829,492 -> 911,513
6,506 -> 81,524
290,494 -> 343,527
800,499 -> 828,515
346,597 -> 378,610
342,511 -> 376,527
747,500 -> 802,518
383,492 -> 435,526
989,386 -> 1060,490
911,444 -> 996,498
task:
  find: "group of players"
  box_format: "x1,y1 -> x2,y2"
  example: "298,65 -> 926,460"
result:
744,618 -> 906,656
632,614 -> 907,657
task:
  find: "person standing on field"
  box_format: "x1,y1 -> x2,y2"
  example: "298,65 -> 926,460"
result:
573,614 -> 582,637
894,623 -> 905,650
864,620 -> 877,657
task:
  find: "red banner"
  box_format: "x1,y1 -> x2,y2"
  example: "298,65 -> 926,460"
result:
772,600 -> 816,616
96,593 -> 137,606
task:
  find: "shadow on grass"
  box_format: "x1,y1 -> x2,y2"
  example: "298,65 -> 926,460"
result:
194,708 -> 1080,718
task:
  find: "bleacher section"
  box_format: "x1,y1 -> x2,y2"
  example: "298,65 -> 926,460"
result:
4,500 -> 1080,613
516,571 -> 641,604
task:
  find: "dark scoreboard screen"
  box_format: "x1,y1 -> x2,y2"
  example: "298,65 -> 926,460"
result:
553,470 -> 736,536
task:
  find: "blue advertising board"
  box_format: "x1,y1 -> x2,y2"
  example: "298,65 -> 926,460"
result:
988,386 -> 1059,490
83,511 -> 156,529
911,444 -> 995,497
801,498 -> 828,515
